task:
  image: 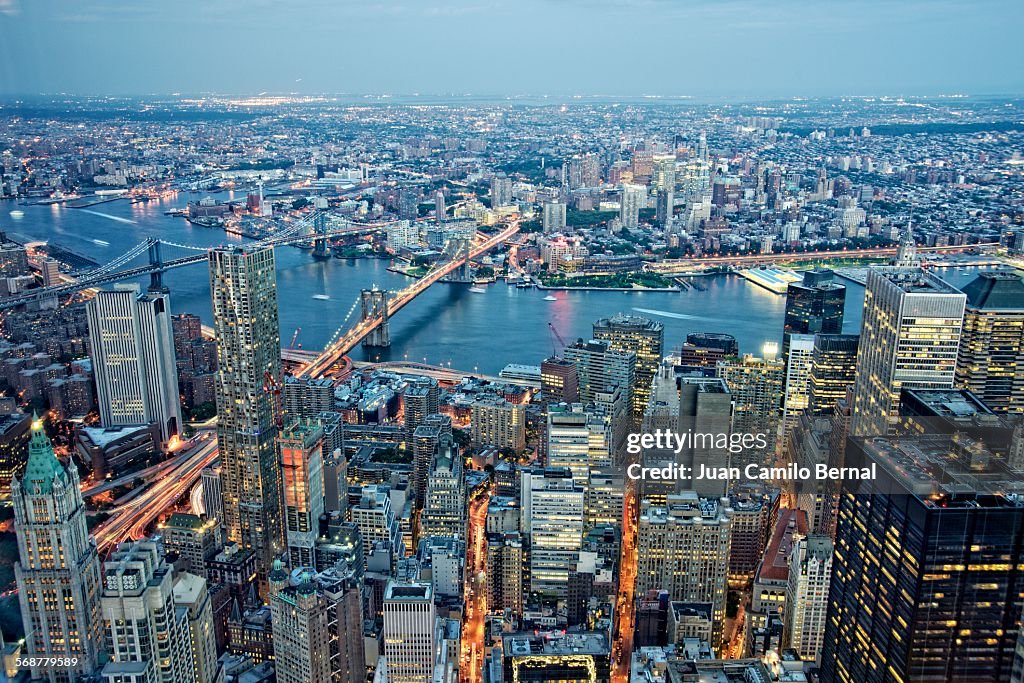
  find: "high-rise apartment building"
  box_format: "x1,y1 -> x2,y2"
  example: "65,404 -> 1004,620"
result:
210,246 -> 285,584
491,173 -> 513,209
411,412 -> 450,508
619,183 -> 645,229
469,395 -> 525,452
100,541 -> 195,683
808,334 -> 859,416
486,532 -> 524,615
635,492 -> 732,649
956,272 -> 1024,413
87,284 -> 181,442
13,418 -> 104,683
542,200 -> 567,233
593,314 -> 664,420
821,435 -> 1024,682
850,268 -> 966,436
382,581 -> 436,683
403,378 -> 439,449
784,534 -> 832,662
279,418 -> 325,568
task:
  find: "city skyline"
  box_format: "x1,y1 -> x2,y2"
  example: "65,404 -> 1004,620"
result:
1,0 -> 1023,97
1,70 -> 1023,682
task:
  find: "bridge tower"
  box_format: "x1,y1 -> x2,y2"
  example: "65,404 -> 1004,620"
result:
313,212 -> 330,259
360,288 -> 390,347
147,238 -> 168,292
442,238 -> 473,283
458,237 -> 472,281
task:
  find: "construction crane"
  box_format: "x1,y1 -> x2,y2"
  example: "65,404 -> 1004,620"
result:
288,327 -> 302,351
263,371 -> 284,429
548,322 -> 568,358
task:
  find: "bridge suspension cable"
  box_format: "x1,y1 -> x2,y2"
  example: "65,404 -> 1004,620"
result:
87,241 -> 152,275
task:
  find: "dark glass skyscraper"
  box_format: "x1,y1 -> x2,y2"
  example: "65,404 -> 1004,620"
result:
820,434 -> 1024,682
784,269 -> 846,337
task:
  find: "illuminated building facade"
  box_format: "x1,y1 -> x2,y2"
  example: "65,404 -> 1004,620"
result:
209,246 -> 285,585
540,356 -> 579,404
592,314 -> 664,420
850,267 -> 965,437
821,435 -> 1024,682
279,418 -> 325,568
783,269 -> 846,338
526,467 -> 585,597
100,541 -> 194,683
808,334 -> 859,416
13,418 -> 104,683
956,272 -> 1024,413
382,582 -> 436,683
87,283 -> 182,443
635,492 -> 732,649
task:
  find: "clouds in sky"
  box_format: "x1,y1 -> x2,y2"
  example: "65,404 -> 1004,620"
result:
0,0 -> 1020,97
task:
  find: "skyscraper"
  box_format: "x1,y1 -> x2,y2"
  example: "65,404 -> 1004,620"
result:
491,173 -> 513,209
100,541 -> 195,683
593,314 -> 664,420
635,492 -> 732,649
172,572 -> 220,683
525,468 -> 585,596
403,377 -> 439,450
542,200 -> 567,233
210,246 -> 284,584
13,417 -> 104,683
279,418 -> 325,568
956,272 -> 1024,413
655,189 -> 674,228
423,443 -> 466,539
821,435 -> 1024,682
784,534 -> 832,662
679,332 -> 739,369
850,268 -> 966,436
564,338 -> 636,415
783,270 -> 846,338
269,565 -> 332,683
716,351 -> 785,467
619,184 -> 645,228
808,334 -> 859,416
781,333 -> 816,438
87,283 -> 182,443
540,356 -> 579,404
434,189 -> 446,225
382,581 -> 436,683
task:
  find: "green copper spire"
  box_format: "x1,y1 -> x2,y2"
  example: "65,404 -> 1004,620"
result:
21,413 -> 67,495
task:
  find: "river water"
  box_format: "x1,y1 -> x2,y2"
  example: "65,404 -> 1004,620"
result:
0,193 -> 994,375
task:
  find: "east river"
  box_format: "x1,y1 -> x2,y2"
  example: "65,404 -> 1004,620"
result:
0,192 -> 996,375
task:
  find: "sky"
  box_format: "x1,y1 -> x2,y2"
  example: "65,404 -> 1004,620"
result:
0,0 -> 1022,98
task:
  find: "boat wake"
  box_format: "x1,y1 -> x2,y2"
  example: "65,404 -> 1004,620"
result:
632,307 -> 722,323
79,209 -> 137,225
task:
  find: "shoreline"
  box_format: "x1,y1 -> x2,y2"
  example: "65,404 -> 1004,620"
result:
536,283 -> 680,292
